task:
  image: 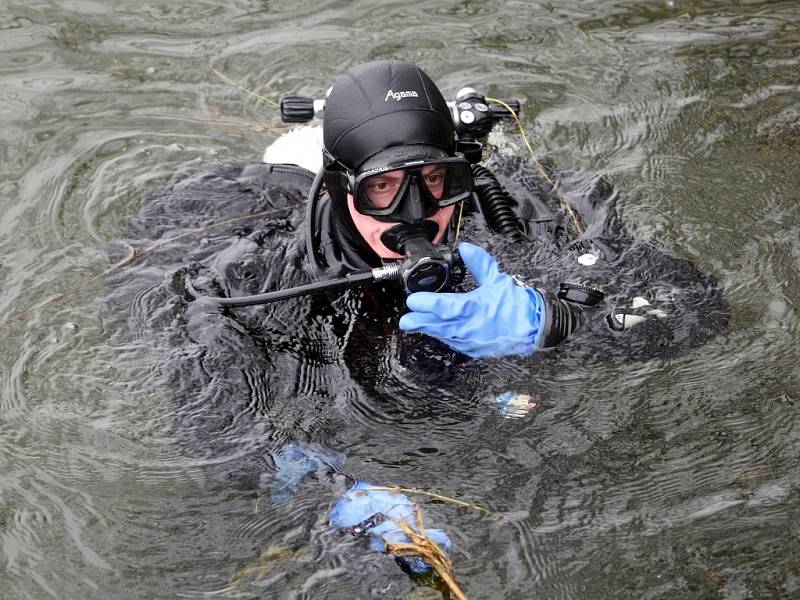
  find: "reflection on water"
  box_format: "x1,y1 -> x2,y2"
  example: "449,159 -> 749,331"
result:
1,1 -> 799,598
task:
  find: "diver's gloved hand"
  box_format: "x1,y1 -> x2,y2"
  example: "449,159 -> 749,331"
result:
399,242 -> 546,358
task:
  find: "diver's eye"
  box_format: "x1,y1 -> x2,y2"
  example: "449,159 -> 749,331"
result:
422,167 -> 446,199
370,181 -> 394,192
363,171 -> 403,208
365,180 -> 400,198
424,170 -> 444,186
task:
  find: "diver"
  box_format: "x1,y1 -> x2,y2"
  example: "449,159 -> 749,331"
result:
114,59 -> 729,582
162,58 -> 730,450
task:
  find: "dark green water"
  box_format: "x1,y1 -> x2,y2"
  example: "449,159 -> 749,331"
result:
1,1 -> 799,598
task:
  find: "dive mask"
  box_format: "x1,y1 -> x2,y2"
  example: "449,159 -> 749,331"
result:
325,145 -> 473,224
353,156 -> 472,222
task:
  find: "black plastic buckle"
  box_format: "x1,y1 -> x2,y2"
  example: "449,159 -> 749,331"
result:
558,282 -> 605,307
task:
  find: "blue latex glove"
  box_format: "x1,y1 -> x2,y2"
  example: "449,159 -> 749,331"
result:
329,481 -> 452,573
399,242 -> 546,358
259,443 -> 345,503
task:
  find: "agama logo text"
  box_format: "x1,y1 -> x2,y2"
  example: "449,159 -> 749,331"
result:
384,90 -> 419,102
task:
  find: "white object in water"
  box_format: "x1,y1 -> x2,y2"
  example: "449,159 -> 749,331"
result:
263,125 -> 323,173
631,296 -> 667,318
611,296 -> 669,330
610,312 -> 646,329
578,253 -> 598,266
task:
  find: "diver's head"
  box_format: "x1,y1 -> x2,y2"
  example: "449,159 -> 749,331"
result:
322,60 -> 472,260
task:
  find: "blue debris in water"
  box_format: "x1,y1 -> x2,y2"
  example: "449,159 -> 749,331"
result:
329,481 -> 452,573
260,442 -> 345,503
262,444 -> 452,573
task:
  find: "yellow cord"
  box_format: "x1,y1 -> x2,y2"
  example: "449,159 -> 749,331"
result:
485,97 -> 584,236
454,200 -> 464,242
363,485 -> 492,514
209,64 -> 281,109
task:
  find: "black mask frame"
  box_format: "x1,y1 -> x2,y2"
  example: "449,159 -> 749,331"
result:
324,154 -> 473,225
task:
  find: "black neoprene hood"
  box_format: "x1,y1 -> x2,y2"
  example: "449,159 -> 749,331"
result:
322,60 -> 456,172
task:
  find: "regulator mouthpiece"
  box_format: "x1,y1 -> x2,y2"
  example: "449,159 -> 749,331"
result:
379,221 -> 438,254
376,224 -> 463,293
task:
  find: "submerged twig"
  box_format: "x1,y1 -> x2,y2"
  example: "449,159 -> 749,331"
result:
227,546 -> 302,591
385,504 -> 469,600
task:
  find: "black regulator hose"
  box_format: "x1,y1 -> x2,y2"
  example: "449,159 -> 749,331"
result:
305,165 -> 326,268
185,271 -> 375,308
183,233 -> 464,308
471,164 -> 525,242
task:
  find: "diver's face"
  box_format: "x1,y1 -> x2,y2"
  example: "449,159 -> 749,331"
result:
347,164 -> 454,259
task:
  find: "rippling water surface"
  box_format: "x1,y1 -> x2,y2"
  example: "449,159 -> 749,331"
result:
1,1 -> 799,598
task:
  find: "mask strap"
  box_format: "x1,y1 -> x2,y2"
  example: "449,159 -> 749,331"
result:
322,168 -> 349,191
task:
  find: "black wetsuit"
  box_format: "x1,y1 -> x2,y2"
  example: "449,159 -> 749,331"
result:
106,158 -> 728,488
